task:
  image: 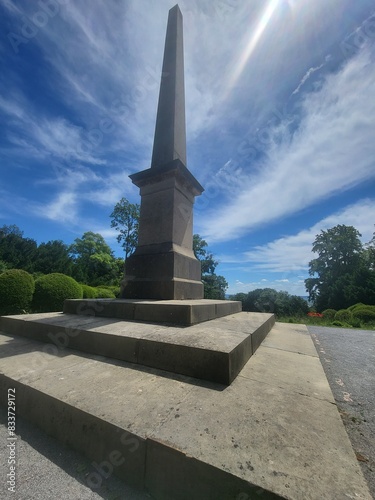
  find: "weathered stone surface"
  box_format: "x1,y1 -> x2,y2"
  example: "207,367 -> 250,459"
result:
121,6 -> 204,300
0,310 -> 271,385
0,323 -> 371,499
63,298 -> 241,325
151,5 -> 186,168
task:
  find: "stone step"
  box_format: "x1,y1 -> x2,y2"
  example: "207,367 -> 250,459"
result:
0,323 -> 370,499
63,298 -> 242,325
0,312 -> 275,385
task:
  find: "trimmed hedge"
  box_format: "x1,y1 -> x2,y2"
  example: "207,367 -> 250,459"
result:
82,284 -> 97,299
352,307 -> 375,323
347,303 -> 366,312
95,285 -> 120,298
334,309 -> 353,323
95,287 -> 116,299
0,269 -> 35,315
322,309 -> 337,320
33,273 -> 82,312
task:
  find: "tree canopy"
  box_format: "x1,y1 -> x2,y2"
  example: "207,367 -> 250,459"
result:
110,198 -> 140,259
231,288 -> 308,317
69,231 -> 122,286
193,234 -> 228,299
305,224 -> 375,310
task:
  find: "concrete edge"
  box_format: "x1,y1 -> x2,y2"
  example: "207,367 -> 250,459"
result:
0,313 -> 274,385
0,375 -> 284,500
63,299 -> 242,326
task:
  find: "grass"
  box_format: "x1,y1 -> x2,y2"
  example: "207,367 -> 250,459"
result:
276,315 -> 375,330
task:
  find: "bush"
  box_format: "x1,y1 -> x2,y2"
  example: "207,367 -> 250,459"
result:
0,269 -> 35,315
348,317 -> 362,328
331,320 -> 349,327
81,284 -> 97,299
95,287 -> 116,299
322,309 -> 337,320
352,307 -> 375,323
95,285 -> 120,298
33,273 -> 82,312
334,309 -> 353,323
347,303 -> 366,312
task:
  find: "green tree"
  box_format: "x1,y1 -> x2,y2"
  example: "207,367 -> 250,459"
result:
193,234 -> 228,299
231,288 -> 308,317
69,232 -> 121,285
110,198 -> 140,259
365,227 -> 375,271
0,224 -> 37,272
305,224 -> 374,310
33,240 -> 74,275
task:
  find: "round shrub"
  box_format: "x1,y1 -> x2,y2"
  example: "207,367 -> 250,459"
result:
331,320 -> 349,328
95,287 -> 116,299
334,309 -> 353,323
322,309 -> 337,320
81,284 -> 97,299
33,273 -> 82,312
347,303 -> 366,312
352,308 -> 375,323
0,269 -> 35,315
349,317 -> 362,328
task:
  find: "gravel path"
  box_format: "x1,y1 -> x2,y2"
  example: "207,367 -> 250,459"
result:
308,326 -> 375,498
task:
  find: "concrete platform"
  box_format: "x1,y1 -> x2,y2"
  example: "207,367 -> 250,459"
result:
0,322 -> 370,499
0,312 -> 274,385
63,298 -> 242,325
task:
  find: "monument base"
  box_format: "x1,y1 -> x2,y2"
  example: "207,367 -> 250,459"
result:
64,298 -> 241,326
121,246 -> 204,300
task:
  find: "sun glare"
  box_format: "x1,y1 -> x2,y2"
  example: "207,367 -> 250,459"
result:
224,0 -> 281,99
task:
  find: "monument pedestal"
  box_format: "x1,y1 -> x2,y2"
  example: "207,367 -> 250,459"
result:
64,298 -> 242,326
122,159 -> 204,300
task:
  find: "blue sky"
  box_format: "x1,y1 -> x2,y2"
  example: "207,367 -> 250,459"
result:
1,0 -> 375,296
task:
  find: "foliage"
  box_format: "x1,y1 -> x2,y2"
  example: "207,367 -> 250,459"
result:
81,284 -> 97,298
32,273 -> 82,312
334,309 -> 353,323
0,260 -> 8,273
322,309 -> 337,320
193,235 -> 218,274
0,224 -> 37,272
33,240 -> 73,275
193,234 -> 228,299
95,287 -> 116,298
305,224 -> 375,311
0,269 -> 35,315
352,306 -> 375,323
202,274 -> 228,300
110,198 -> 140,259
331,320 -> 348,327
231,288 -> 309,317
95,285 -> 120,297
347,302 -> 366,312
69,232 -> 122,286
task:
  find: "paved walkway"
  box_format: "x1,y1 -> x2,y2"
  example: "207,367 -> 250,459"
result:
308,326 -> 375,498
0,406 -> 150,500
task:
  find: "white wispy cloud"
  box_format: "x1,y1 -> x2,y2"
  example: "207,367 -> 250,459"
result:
221,199 -> 375,273
292,62 -> 325,95
198,43 -> 375,242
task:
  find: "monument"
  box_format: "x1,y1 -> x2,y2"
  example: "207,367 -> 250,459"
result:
121,4 -> 204,300
0,7 -> 370,499
64,4 -> 242,324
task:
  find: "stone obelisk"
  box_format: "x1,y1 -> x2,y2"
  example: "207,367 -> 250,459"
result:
121,4 -> 204,300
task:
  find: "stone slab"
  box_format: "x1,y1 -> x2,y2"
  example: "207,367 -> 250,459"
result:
63,298 -> 242,325
0,324 -> 370,499
0,311 -> 273,385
